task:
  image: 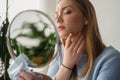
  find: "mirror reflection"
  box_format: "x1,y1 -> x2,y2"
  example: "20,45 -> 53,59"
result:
7,10 -> 59,67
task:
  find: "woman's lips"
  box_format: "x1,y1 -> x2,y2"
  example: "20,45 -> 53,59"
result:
57,26 -> 65,31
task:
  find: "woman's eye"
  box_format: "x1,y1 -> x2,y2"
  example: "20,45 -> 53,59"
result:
63,10 -> 71,14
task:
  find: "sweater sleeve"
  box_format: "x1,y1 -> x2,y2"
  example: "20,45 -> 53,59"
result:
47,56 -> 60,80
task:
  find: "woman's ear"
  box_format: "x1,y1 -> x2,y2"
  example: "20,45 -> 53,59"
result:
84,17 -> 88,25
85,20 -> 88,25
81,17 -> 88,35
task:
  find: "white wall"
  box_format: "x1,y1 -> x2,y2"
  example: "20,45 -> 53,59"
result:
90,0 -> 120,51
0,0 -> 57,27
39,0 -> 57,21
0,0 -> 40,22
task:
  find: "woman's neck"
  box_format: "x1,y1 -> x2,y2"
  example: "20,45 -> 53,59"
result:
61,39 -> 66,47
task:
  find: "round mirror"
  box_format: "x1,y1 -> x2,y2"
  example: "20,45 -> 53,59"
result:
7,10 -> 60,67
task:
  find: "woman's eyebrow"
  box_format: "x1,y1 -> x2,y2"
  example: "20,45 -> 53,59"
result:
55,5 -> 72,15
61,5 -> 72,10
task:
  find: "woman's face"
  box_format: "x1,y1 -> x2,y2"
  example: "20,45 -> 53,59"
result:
55,0 -> 86,39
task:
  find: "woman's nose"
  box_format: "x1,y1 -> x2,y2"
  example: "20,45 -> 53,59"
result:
56,15 -> 63,23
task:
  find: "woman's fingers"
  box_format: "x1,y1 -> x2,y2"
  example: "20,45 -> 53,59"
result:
73,35 -> 83,53
77,40 -> 85,54
70,33 -> 81,49
18,75 -> 25,80
19,70 -> 34,80
70,32 -> 81,50
65,32 -> 85,55
66,32 -> 85,55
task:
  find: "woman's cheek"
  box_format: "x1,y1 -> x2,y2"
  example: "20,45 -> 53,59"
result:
69,16 -> 84,33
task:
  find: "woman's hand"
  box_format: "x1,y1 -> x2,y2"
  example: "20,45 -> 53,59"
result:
62,32 -> 85,69
18,70 -> 41,80
18,70 -> 51,80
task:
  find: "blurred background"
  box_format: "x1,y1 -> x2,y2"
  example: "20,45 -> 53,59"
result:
0,0 -> 120,79
0,0 -> 120,50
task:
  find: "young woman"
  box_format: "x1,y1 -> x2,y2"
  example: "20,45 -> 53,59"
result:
18,0 -> 120,80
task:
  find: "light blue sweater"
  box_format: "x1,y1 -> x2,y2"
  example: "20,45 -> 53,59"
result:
47,46 -> 120,80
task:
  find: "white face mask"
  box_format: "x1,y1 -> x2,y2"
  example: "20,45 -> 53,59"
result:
8,54 -> 34,80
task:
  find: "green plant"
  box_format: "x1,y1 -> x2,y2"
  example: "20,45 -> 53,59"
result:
0,0 -> 11,79
10,21 -> 56,67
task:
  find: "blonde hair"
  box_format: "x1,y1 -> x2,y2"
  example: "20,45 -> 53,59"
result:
71,0 -> 106,79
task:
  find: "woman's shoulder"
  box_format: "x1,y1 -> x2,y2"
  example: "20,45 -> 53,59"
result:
90,46 -> 120,80
103,46 -> 120,55
96,46 -> 120,63
94,46 -> 120,67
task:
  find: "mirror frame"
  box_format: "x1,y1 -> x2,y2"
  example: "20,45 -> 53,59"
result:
6,10 -> 61,67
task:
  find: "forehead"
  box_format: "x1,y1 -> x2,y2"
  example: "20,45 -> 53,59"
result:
56,0 -> 75,10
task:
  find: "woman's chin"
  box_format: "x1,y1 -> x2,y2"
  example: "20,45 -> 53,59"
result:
58,32 -> 68,38
60,36 -> 67,40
